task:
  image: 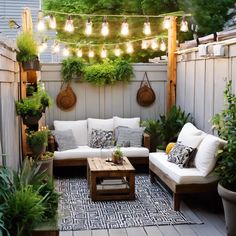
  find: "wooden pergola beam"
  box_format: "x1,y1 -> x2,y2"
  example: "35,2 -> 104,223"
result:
167,16 -> 177,113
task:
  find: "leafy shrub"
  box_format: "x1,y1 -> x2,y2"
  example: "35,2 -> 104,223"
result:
16,32 -> 38,62
26,129 -> 49,148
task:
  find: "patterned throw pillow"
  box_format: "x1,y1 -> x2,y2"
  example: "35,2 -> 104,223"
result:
89,129 -> 113,148
52,129 -> 78,151
167,142 -> 195,168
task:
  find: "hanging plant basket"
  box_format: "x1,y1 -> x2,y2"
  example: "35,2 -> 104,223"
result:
30,144 -> 46,158
22,114 -> 42,127
22,58 -> 41,71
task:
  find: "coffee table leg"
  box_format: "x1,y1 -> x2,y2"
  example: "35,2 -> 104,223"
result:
90,174 -> 97,201
129,172 -> 135,200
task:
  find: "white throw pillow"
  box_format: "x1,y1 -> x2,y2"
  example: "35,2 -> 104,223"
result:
88,118 -> 114,134
179,134 -> 205,148
54,120 -> 88,146
113,116 -> 140,129
195,134 -> 227,176
178,123 -> 206,142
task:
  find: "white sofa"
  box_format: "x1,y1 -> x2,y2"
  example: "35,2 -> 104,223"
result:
49,116 -> 150,167
149,123 -> 226,210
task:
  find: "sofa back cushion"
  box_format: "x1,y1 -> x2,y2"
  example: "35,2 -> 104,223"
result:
54,120 -> 88,146
113,116 -> 140,129
195,134 -> 227,176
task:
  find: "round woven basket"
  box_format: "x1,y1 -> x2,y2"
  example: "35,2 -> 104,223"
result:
56,85 -> 77,111
136,85 -> 156,107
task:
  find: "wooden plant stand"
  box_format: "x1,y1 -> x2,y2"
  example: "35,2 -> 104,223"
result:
87,157 -> 135,201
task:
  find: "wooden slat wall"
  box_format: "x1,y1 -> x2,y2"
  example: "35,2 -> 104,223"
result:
40,63 -> 167,128
176,41 -> 236,133
0,40 -> 20,170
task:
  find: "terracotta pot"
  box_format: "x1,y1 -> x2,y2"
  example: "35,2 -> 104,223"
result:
218,183 -> 236,236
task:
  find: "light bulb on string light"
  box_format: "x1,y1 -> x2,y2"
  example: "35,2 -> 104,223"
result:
101,47 -> 107,58
121,18 -> 129,36
52,41 -> 60,53
49,14 -> 56,29
85,17 -> 92,36
126,42 -> 134,54
163,16 -> 171,30
160,40 -> 166,51
180,17 -> 189,32
101,16 -> 109,36
114,45 -> 121,57
63,46 -> 70,57
64,15 -> 74,33
143,17 -> 151,35
37,10 -> 45,32
77,48 -> 83,57
151,39 -> 158,50
38,38 -> 47,53
88,47 -> 94,58
141,40 -> 149,49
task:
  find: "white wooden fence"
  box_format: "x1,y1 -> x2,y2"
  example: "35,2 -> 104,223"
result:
0,39 -> 21,170
41,63 -> 168,128
176,39 -> 236,133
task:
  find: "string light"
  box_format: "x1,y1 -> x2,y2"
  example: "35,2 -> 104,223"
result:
163,17 -> 171,29
88,47 -> 94,57
77,48 -> 83,57
38,38 -> 47,53
101,47 -> 107,58
126,42 -> 134,54
101,16 -> 109,36
37,10 -> 45,31
180,17 -> 189,32
160,40 -> 166,51
49,14 -> 56,29
141,40 -> 149,49
121,18 -> 129,36
63,46 -> 70,57
143,17 -> 151,35
64,15 -> 74,32
114,45 -> 121,56
51,41 -> 60,53
85,17 -> 92,36
151,39 -> 158,50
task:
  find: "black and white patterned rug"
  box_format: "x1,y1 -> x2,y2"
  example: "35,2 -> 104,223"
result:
57,175 -> 202,231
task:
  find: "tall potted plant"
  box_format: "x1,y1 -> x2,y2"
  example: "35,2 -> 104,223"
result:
16,32 -> 40,71
211,80 -> 236,235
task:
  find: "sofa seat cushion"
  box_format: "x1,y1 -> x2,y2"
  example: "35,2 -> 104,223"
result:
54,146 -> 149,160
149,152 -> 217,184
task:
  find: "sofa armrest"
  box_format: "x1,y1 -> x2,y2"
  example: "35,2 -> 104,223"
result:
48,134 -> 57,152
143,133 -> 150,150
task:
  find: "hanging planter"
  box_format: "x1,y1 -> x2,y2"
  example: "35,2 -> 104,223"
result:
22,57 -> 41,71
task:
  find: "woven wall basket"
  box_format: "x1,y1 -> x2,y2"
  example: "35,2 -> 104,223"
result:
136,72 -> 156,107
56,84 -> 77,111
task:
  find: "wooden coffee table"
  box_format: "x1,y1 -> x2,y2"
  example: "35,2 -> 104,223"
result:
87,157 -> 135,201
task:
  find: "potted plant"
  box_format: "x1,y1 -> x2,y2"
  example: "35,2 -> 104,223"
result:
112,147 -> 123,164
16,32 -> 40,71
26,127 -> 49,158
211,80 -> 236,235
61,57 -> 85,83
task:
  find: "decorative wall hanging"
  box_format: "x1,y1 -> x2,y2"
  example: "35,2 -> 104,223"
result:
136,72 -> 156,107
56,83 -> 77,111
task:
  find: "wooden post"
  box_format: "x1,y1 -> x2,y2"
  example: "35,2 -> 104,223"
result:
167,16 -> 177,113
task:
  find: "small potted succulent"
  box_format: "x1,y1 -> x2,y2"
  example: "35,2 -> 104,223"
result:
26,127 -> 49,158
16,32 -> 40,71
112,147 -> 123,164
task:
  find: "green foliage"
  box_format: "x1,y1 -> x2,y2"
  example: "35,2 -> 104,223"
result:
0,159 -> 59,235
41,152 -> 54,161
61,57 -> 85,83
16,32 -> 38,62
83,59 -> 132,85
113,147 -> 123,157
26,129 -> 49,149
4,186 -> 45,236
212,81 -> 236,190
142,106 -> 191,148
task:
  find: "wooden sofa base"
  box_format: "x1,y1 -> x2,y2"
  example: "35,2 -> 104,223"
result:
53,156 -> 148,167
149,162 -> 218,211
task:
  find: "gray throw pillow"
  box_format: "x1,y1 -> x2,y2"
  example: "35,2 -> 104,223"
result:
89,129 -> 113,148
116,127 -> 144,147
52,129 -> 77,151
167,142 -> 195,168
